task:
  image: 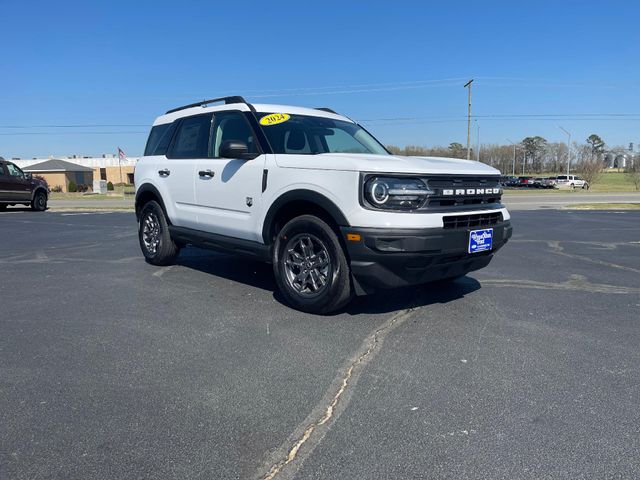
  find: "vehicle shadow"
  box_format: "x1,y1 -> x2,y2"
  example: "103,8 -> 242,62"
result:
176,247 -> 277,291
344,277 -> 481,315
0,207 -> 35,213
176,247 -> 481,316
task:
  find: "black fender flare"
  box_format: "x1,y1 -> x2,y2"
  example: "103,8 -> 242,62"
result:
135,183 -> 169,221
31,186 -> 48,201
261,189 -> 350,244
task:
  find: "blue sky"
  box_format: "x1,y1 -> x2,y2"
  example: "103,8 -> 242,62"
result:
2,0 -> 639,158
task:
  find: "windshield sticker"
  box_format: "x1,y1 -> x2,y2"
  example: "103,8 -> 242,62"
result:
259,113 -> 290,126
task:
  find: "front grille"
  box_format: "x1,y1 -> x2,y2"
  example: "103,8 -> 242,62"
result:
423,175 -> 502,210
443,212 -> 503,229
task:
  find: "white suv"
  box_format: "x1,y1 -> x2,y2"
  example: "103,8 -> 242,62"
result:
555,175 -> 589,189
135,96 -> 512,313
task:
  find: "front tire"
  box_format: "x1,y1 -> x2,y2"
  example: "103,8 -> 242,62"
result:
138,200 -> 179,266
31,191 -> 47,211
273,215 -> 352,314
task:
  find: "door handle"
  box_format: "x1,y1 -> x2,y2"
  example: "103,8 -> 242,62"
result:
198,170 -> 215,178
158,169 -> 170,177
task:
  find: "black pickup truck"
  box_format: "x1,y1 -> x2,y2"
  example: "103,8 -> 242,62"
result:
0,158 -> 49,211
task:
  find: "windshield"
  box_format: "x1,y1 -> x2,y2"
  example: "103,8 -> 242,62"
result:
257,113 -> 388,155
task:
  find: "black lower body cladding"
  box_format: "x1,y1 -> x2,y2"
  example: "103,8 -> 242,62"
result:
341,221 -> 512,293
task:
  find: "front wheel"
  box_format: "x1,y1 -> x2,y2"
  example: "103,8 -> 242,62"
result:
31,191 -> 47,211
138,200 -> 179,266
273,215 -> 352,314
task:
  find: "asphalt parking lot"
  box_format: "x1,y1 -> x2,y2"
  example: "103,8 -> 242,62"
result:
1,209 -> 639,479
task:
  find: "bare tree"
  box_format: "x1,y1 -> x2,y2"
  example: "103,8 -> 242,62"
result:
575,143 -> 606,185
625,158 -> 640,191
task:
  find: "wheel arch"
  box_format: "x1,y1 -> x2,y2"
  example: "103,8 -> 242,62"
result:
261,189 -> 350,245
135,183 -> 169,222
31,186 -> 48,201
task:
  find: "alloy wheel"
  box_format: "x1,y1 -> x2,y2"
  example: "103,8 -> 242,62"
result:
283,233 -> 332,297
142,212 -> 161,255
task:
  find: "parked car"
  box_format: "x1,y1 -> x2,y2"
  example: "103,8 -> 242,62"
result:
535,177 -> 556,189
555,175 -> 589,189
531,177 -> 544,188
0,158 -> 49,211
517,176 -> 536,187
135,96 -> 512,313
500,175 -> 519,187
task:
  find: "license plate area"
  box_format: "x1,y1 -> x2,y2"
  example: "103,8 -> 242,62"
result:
468,228 -> 493,254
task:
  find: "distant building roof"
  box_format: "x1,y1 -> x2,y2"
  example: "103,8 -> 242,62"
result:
23,159 -> 94,173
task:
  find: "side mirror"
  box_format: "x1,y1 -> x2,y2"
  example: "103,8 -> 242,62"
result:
219,140 -> 258,160
25,172 -> 33,180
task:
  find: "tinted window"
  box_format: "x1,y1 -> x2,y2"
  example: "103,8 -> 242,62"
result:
257,113 -> 388,155
210,111 -> 258,157
324,128 -> 371,154
145,123 -> 176,156
0,164 -> 6,176
168,114 -> 212,159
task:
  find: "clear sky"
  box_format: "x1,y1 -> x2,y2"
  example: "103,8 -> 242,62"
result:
2,0 -> 639,158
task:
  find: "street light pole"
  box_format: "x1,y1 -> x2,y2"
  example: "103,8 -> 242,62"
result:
476,121 -> 480,161
507,138 -> 517,176
559,126 -> 571,176
464,79 -> 474,160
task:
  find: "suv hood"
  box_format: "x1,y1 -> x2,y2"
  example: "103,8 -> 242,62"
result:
275,153 -> 501,176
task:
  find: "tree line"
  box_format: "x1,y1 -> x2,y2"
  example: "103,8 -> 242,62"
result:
387,134 -> 638,185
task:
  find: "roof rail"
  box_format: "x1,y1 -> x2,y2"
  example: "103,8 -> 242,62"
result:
315,107 -> 338,114
165,96 -> 248,114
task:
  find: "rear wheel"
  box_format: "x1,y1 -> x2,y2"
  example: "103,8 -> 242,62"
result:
138,200 -> 179,266
31,191 -> 47,211
273,215 -> 352,314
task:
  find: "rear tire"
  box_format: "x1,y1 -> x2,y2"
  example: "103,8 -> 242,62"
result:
273,215 -> 352,314
138,200 -> 179,266
31,191 -> 47,211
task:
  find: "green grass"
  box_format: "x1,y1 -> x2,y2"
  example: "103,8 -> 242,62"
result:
590,172 -> 638,192
565,203 -> 640,210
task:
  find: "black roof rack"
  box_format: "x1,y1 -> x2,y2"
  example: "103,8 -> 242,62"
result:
315,107 -> 338,114
166,96 -> 248,114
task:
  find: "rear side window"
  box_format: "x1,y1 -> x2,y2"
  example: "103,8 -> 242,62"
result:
144,123 -> 176,156
168,114 -> 213,159
0,164 -> 6,176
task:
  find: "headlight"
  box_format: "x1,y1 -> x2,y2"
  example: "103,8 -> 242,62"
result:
363,176 -> 433,210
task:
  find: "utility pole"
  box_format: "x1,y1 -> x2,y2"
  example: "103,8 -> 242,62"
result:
464,79 -> 474,160
476,121 -> 480,161
507,138 -> 517,176
559,126 -> 571,175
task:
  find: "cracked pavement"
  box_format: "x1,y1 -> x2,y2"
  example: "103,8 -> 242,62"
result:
0,209 -> 639,479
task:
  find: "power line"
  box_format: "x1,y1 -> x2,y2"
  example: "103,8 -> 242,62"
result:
0,131 -> 147,136
0,124 -> 149,128
2,113 -> 639,130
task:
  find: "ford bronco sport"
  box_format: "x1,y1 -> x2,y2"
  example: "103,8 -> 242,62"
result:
135,96 -> 512,313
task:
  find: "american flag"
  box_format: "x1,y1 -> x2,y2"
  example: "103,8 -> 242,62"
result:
118,147 -> 126,160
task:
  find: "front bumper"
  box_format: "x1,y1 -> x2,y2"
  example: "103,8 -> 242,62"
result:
340,220 -> 512,293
